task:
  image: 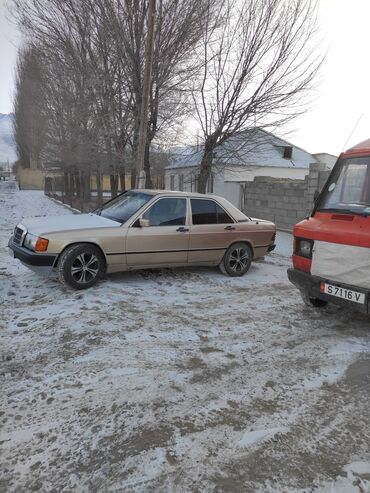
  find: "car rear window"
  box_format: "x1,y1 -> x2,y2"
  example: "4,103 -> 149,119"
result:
191,199 -> 233,225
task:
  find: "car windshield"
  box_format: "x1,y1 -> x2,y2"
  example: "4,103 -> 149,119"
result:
98,191 -> 153,223
316,156 -> 370,215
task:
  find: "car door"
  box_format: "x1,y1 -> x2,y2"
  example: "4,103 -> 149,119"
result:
125,196 -> 190,267
188,198 -> 237,264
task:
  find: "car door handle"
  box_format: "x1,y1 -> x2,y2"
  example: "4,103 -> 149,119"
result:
224,225 -> 235,230
176,227 -> 189,232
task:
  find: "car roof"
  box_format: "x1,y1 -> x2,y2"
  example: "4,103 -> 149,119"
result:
130,189 -> 249,221
131,189 -> 224,200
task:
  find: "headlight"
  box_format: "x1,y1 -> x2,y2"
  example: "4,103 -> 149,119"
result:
295,238 -> 313,258
23,234 -> 49,252
23,233 -> 38,251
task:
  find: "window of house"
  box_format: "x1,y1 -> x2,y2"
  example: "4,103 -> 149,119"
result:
170,175 -> 175,190
191,199 -> 233,225
207,174 -> 214,193
283,146 -> 293,159
191,175 -> 198,192
143,198 -> 186,226
179,174 -> 184,191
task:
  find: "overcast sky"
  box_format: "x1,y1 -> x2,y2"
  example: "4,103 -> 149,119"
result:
1,0 -> 370,156
0,0 -> 19,114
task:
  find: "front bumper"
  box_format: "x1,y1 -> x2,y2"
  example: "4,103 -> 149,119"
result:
287,268 -> 370,313
8,237 -> 57,276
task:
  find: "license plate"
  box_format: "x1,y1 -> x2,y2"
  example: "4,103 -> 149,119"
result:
320,282 -> 365,304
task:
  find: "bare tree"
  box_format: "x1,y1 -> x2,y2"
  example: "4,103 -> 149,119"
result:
99,0 -> 217,187
13,0 -> 133,204
12,0 -> 215,194
192,0 -> 322,193
13,46 -> 46,169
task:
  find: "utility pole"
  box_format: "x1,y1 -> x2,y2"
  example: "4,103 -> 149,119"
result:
135,0 -> 156,189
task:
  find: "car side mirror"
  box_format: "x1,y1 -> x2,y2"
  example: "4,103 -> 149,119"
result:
139,218 -> 150,227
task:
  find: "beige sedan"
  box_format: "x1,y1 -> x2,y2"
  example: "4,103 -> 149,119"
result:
8,190 -> 276,289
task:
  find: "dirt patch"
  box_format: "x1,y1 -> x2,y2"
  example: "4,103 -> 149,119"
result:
344,356 -> 370,389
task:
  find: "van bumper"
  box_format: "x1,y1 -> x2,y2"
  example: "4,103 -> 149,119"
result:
8,237 -> 57,276
287,268 -> 369,314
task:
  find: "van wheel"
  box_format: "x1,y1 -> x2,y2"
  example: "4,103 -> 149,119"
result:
220,242 -> 252,277
300,290 -> 328,308
58,244 -> 105,290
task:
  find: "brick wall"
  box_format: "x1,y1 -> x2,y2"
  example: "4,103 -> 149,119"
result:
241,163 -> 331,230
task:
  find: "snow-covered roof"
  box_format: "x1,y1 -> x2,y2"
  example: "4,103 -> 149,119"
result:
166,129 -> 318,170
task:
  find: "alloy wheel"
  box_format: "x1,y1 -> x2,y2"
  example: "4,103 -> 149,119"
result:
228,246 -> 250,273
71,253 -> 99,284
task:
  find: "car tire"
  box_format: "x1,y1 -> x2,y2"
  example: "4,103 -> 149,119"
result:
57,243 -> 105,290
220,242 -> 252,277
300,290 -> 328,308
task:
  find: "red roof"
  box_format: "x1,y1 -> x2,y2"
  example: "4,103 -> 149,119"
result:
343,138 -> 370,158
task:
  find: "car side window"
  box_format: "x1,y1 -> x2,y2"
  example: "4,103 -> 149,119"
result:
143,198 -> 186,226
216,203 -> 234,224
191,199 -> 233,225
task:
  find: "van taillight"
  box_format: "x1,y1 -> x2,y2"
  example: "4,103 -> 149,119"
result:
295,238 -> 313,259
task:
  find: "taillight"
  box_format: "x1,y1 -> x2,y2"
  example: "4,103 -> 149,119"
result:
295,238 -> 313,259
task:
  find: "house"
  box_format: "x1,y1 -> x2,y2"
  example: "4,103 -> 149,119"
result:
312,153 -> 337,169
165,129 -> 336,209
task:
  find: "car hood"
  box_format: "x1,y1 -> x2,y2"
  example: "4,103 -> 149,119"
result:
19,213 -> 121,236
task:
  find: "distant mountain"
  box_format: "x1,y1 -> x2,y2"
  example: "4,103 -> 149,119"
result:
0,113 -> 17,164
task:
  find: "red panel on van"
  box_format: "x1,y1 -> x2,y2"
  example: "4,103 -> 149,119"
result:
292,254 -> 311,273
294,213 -> 370,249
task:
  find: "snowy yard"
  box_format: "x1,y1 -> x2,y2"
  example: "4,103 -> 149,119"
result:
1,181 -> 370,492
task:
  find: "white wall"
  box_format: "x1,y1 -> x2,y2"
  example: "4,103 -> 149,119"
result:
213,179 -> 242,208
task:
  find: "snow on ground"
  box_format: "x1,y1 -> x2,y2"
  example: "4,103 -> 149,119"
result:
1,181 -> 370,492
